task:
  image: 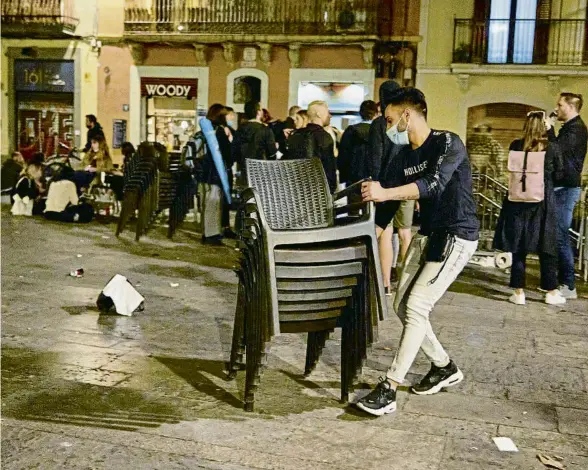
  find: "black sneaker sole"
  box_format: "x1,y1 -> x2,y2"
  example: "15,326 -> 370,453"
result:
411,369 -> 464,396
356,400 -> 397,416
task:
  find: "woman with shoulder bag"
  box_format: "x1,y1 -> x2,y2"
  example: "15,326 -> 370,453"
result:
493,111 -> 565,305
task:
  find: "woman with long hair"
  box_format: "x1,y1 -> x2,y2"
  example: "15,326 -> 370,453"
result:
200,103 -> 235,243
493,111 -> 565,305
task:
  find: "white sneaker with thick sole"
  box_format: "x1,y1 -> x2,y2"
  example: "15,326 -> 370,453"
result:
545,291 -> 566,305
558,285 -> 578,300
508,292 -> 525,305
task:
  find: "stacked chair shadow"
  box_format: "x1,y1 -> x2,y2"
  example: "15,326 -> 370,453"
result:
227,158 -> 387,411
116,142 -> 196,240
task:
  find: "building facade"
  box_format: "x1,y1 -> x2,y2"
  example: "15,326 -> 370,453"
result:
416,0 -> 588,181
91,0 -> 421,163
1,0 -> 101,159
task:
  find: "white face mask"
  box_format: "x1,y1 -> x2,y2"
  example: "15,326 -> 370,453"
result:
386,114 -> 410,146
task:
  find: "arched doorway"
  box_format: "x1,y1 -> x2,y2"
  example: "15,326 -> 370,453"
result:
466,102 -> 542,179
226,68 -> 269,114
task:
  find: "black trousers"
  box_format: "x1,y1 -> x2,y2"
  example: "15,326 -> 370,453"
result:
44,203 -> 94,223
510,252 -> 558,291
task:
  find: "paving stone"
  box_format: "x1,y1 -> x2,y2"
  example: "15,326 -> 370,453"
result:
403,393 -> 558,431
557,407 -> 588,436
498,425 -> 588,457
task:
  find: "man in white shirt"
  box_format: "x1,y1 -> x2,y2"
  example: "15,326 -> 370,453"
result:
44,168 -> 94,223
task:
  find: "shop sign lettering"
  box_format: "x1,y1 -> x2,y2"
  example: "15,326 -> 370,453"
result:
145,84 -> 192,97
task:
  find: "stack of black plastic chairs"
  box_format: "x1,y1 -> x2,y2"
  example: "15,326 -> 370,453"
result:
116,142 -> 196,240
227,158 -> 387,411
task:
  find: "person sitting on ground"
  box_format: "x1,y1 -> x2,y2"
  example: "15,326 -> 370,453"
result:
44,166 -> 94,223
11,161 -> 46,216
1,151 -> 25,194
493,111 -> 566,306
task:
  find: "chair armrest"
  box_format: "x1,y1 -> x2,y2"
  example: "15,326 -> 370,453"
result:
333,178 -> 371,201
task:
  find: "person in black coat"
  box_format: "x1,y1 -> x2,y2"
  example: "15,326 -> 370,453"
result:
338,100 -> 379,186
83,115 -> 105,152
493,111 -> 566,306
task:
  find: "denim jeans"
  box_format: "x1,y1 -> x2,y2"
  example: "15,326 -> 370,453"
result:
386,235 -> 478,384
554,187 -> 581,290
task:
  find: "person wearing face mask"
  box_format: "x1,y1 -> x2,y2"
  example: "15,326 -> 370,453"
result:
369,80 -> 414,295
286,100 -> 337,193
357,87 -> 479,417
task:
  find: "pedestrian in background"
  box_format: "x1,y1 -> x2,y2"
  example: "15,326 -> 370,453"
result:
1,151 -> 25,194
83,114 -> 105,153
286,100 -> 337,193
232,100 -> 277,185
545,92 -> 587,300
493,111 -> 565,305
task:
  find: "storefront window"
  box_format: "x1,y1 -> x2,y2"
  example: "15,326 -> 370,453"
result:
141,77 -> 198,154
14,60 -> 75,160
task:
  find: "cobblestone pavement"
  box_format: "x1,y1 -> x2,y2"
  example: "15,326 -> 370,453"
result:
2,208 -> 588,469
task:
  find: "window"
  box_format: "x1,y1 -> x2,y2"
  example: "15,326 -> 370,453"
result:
487,0 -> 539,63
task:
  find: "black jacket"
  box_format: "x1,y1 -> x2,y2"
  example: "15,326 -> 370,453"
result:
1,159 -> 24,190
232,121 -> 277,168
84,122 -> 105,152
547,115 -> 587,187
338,122 -> 371,185
288,123 -> 337,193
377,130 -> 479,241
493,140 -> 561,255
367,80 -> 400,179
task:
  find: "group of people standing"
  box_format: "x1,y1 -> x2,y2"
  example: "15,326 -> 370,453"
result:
192,99 -> 344,241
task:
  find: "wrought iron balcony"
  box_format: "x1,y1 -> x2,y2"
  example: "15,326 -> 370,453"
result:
1,0 -> 79,37
453,18 -> 588,66
124,0 -> 387,38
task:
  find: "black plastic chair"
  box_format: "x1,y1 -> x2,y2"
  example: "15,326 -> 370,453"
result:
227,158 -> 386,411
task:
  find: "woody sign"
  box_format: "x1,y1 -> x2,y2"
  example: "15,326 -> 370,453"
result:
140,78 -> 198,99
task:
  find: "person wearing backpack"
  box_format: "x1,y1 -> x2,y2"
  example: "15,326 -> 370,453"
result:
493,111 -> 566,306
285,100 -> 337,193
232,100 -> 277,186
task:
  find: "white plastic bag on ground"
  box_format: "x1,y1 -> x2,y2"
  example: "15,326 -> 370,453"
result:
101,274 -> 145,316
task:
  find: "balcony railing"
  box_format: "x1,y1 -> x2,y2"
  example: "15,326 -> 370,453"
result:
1,0 -> 79,37
124,0 -> 382,37
453,18 -> 588,66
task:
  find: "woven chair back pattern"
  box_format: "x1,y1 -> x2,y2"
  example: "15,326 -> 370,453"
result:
245,158 -> 333,230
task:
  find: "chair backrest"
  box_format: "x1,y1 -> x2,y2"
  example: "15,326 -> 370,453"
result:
245,158 -> 333,230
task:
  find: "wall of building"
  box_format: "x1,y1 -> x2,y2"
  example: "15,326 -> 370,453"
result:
1,39 -> 98,157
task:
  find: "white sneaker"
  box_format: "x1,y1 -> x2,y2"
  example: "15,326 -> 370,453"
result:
558,285 -> 578,300
508,291 -> 525,305
545,291 -> 566,305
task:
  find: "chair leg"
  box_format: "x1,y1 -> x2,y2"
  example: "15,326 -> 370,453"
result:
304,330 -> 330,376
227,281 -> 246,379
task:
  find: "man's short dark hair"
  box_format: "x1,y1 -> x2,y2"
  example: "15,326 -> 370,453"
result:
86,114 -> 97,124
560,92 -> 583,112
385,87 -> 428,118
244,101 -> 261,120
359,100 -> 378,121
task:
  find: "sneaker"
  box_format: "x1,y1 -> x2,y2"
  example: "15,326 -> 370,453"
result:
356,377 -> 397,416
545,291 -> 566,305
558,285 -> 577,300
411,360 -> 464,395
385,286 -> 394,296
508,291 -> 525,305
